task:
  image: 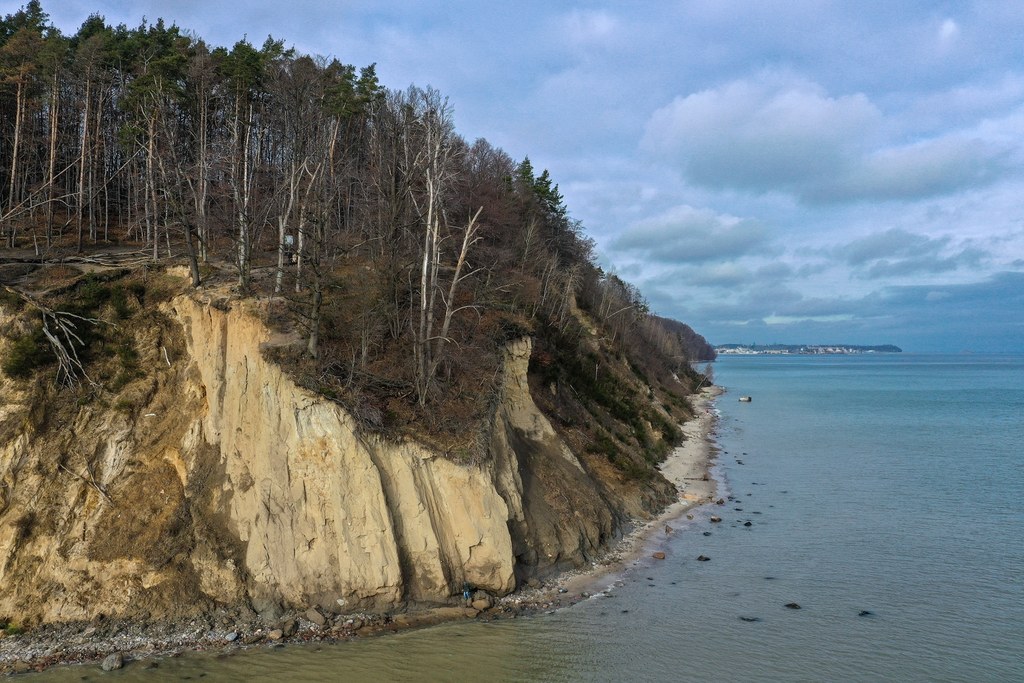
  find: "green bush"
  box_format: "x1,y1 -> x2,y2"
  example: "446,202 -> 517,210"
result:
0,289 -> 23,312
1,328 -> 54,379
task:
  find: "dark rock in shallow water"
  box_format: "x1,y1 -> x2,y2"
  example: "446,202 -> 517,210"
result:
696,555 -> 710,562
710,515 -> 722,523
739,616 -> 762,622
784,603 -> 802,610
702,531 -> 712,536
744,521 -> 753,527
858,610 -> 874,617
652,552 -> 666,560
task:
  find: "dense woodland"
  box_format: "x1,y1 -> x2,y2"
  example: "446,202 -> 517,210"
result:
0,3 -> 714,469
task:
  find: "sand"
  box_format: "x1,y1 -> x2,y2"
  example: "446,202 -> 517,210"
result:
508,384 -> 724,603
0,386 -> 724,673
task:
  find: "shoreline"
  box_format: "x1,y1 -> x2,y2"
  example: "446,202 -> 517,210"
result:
506,384 -> 724,604
0,386 -> 724,676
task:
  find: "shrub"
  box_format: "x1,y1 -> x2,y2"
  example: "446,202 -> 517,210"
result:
1,327 -> 54,379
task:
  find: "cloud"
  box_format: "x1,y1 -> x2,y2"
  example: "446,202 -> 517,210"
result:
841,228 -> 950,265
643,71 -> 1018,205
642,72 -> 880,194
664,272 -> 1024,352
810,134 -> 1012,202
558,9 -> 619,47
611,205 -> 770,264
938,18 -> 960,45
839,228 -> 989,278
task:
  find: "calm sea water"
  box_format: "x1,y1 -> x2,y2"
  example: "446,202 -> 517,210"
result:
34,354 -> 1024,682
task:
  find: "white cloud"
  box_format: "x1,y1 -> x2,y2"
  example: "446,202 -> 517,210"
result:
559,9 -> 618,46
642,72 -> 881,193
612,205 -> 770,264
938,18 -> 960,45
811,133 -> 1011,202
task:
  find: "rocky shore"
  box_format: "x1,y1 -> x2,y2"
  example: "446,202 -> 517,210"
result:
0,387 -> 722,677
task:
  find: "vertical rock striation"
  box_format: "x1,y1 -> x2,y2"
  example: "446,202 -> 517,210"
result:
0,292 -> 670,624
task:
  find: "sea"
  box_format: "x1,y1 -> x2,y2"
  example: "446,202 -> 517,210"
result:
31,353 -> 1024,682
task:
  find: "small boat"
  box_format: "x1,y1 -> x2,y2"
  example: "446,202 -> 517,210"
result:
738,396 -> 752,402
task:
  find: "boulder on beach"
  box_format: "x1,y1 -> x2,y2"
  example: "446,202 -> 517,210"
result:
101,652 -> 124,671
305,607 -> 328,627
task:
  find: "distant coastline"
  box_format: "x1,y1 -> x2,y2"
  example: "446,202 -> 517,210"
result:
716,343 -> 902,355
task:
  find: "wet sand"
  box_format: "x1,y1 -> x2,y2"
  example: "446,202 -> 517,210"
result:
506,384 -> 723,604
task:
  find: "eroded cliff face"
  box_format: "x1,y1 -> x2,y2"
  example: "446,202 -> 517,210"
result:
0,291 -> 665,625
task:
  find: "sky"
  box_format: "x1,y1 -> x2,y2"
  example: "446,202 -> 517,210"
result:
31,0 -> 1024,352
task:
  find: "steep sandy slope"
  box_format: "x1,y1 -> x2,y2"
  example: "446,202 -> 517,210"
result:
0,289 -> 674,625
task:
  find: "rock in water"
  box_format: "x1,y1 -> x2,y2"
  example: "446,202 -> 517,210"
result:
784,603 -> 802,610
710,515 -> 722,523
858,610 -> 874,617
101,652 -> 124,671
652,551 -> 666,560
696,555 -> 710,562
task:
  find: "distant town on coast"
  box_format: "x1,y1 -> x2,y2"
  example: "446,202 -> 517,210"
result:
716,344 -> 903,355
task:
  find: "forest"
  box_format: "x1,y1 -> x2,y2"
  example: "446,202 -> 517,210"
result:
0,2 -> 714,470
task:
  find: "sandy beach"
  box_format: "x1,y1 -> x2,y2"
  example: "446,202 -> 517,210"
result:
519,384 -> 723,600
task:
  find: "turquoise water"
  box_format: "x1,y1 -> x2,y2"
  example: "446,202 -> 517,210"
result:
33,354 -> 1024,681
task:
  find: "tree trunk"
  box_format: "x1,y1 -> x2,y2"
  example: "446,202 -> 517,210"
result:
45,69 -> 59,247
7,80 -> 25,249
76,77 -> 90,252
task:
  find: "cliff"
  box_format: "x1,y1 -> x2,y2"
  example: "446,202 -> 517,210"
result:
0,282 -> 681,625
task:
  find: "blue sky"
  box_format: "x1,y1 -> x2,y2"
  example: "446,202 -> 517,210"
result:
36,1 -> 1024,352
